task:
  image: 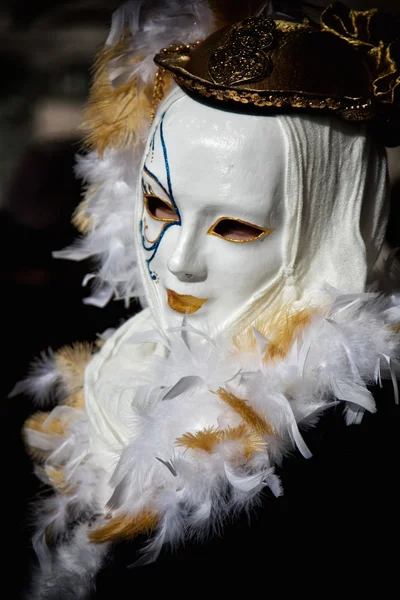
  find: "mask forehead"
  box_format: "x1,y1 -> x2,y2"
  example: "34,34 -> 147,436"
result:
145,97 -> 285,223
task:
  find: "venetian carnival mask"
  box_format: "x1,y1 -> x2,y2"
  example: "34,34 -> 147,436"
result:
138,94 -> 286,335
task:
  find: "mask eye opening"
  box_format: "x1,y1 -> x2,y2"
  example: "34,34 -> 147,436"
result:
208,217 -> 274,243
144,194 -> 179,222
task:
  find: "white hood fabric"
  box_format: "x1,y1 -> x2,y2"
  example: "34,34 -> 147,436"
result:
83,88 -> 389,469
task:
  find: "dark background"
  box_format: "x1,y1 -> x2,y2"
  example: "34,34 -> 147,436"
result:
0,1 -> 399,597
0,2 -> 128,595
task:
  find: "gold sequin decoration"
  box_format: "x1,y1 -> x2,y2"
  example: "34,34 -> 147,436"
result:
209,16 -> 276,86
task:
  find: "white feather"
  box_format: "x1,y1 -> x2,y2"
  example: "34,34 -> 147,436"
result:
30,524 -> 108,600
224,463 -> 267,492
382,353 -> 399,404
9,349 -> 61,405
26,291 -> 400,583
54,1 -> 216,308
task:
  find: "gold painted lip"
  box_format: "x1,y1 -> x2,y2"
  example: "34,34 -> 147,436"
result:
166,289 -> 208,314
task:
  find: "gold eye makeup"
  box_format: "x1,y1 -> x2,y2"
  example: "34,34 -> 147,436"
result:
207,217 -> 275,243
144,190 -> 179,223
144,194 -> 179,222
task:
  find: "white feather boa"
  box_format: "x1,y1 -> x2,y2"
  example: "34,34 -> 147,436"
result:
24,290 -> 400,597
52,0 -> 216,308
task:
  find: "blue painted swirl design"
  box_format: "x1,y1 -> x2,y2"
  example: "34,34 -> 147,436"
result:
140,113 -> 181,280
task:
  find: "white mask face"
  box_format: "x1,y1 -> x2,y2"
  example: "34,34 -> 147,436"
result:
139,96 -> 286,335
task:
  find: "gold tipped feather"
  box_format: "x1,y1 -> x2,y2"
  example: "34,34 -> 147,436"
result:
262,307 -> 316,362
24,445 -> 49,462
176,426 -> 221,453
55,342 -> 93,395
82,38 -> 171,156
221,424 -> 266,459
64,389 -> 85,410
45,466 -> 75,496
216,388 -> 275,436
24,411 -> 65,436
72,194 -> 94,235
392,323 -> 400,334
23,346 -> 91,468
89,510 -> 158,543
23,410 -> 66,461
176,423 -> 266,458
235,305 -> 318,362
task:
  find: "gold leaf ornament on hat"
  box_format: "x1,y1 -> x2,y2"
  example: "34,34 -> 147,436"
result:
155,1 -> 400,137
208,16 -> 276,86
321,2 -> 400,107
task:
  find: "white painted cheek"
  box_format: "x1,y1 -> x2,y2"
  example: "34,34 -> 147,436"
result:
206,236 -> 283,307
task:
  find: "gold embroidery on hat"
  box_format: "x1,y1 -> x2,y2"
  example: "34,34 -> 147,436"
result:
208,16 -> 276,86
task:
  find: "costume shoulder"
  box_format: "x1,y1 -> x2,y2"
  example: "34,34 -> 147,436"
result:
92,381 -> 400,594
20,293 -> 400,598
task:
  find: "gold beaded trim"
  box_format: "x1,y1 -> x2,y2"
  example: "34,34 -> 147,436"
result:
172,74 -> 375,121
150,41 -> 201,122
154,44 -> 376,122
150,67 -> 167,123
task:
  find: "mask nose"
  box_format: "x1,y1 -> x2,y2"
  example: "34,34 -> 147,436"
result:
167,229 -> 207,283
